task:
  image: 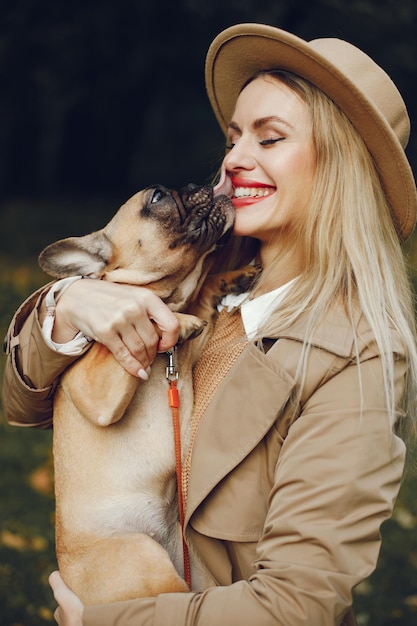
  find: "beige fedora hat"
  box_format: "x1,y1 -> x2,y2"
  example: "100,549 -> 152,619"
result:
206,23 -> 417,240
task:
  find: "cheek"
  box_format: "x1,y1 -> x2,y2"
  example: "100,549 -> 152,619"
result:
291,150 -> 316,197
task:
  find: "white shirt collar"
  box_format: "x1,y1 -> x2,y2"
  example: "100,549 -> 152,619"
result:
218,278 -> 296,339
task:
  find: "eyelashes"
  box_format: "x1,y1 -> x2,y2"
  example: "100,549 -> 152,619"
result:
225,137 -> 285,151
259,137 -> 285,146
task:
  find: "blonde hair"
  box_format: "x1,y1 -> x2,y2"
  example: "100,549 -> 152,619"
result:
213,70 -> 417,435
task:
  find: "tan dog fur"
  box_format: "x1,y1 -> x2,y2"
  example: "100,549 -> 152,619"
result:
39,184 -> 257,605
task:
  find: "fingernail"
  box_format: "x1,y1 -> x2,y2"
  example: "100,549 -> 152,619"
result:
138,366 -> 151,380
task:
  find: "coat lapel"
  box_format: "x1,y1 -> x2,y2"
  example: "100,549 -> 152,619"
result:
185,342 -> 295,524
184,302 -> 365,525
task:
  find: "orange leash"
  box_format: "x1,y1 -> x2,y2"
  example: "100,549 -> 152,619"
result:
166,350 -> 192,590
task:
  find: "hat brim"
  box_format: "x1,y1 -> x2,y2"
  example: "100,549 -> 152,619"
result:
205,23 -> 417,240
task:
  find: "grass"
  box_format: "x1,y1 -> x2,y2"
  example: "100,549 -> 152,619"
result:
0,254 -> 57,625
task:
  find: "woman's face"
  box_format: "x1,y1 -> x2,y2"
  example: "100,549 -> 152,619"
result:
223,75 -> 316,257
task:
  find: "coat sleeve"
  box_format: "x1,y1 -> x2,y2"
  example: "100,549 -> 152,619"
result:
2,285 -> 81,428
82,348 -> 406,625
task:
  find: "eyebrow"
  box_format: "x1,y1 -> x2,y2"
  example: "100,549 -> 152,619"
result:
228,115 -> 294,133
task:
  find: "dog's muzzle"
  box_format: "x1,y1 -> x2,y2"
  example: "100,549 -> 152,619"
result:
173,184 -> 234,249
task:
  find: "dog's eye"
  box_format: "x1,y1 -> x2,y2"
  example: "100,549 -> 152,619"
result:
150,189 -> 165,204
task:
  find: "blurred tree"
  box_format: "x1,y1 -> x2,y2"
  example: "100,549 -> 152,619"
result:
0,0 -> 415,200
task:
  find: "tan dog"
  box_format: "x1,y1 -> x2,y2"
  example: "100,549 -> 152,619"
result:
39,184 -> 256,605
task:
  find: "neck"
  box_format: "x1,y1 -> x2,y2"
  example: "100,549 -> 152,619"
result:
255,239 -> 304,296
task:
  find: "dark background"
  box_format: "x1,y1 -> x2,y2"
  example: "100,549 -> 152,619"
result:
0,0 -> 416,208
0,1 -> 417,625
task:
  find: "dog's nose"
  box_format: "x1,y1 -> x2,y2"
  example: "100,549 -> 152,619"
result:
180,184 -> 212,208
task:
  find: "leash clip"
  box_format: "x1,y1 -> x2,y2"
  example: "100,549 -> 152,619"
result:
165,346 -> 179,381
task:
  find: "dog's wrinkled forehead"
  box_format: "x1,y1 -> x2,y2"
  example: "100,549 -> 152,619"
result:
141,184 -> 213,220
138,182 -> 233,251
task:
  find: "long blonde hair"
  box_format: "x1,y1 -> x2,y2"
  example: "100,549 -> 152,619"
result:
213,70 -> 417,435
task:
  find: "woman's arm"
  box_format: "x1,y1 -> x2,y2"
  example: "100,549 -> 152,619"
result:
2,279 -> 180,427
49,278 -> 180,377
2,283 -> 78,427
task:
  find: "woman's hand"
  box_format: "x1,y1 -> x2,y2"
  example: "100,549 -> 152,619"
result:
49,571 -> 84,626
46,279 -> 180,378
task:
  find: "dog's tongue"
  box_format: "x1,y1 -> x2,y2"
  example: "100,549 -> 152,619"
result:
213,167 -> 233,198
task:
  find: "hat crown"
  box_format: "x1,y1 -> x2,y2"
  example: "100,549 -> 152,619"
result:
309,38 -> 410,149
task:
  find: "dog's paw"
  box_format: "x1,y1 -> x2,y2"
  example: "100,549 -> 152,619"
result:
176,313 -> 207,342
219,264 -> 262,295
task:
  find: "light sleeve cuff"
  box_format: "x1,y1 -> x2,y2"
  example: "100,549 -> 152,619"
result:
42,276 -> 93,355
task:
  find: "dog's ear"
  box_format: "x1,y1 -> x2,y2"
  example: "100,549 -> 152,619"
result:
38,232 -> 113,279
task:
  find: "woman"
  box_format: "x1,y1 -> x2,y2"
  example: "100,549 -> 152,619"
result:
3,24 -> 417,625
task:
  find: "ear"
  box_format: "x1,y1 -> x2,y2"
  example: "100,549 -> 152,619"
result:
38,232 -> 113,279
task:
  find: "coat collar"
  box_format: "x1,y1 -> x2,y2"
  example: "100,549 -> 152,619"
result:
273,303 -> 361,359
185,301 -> 370,524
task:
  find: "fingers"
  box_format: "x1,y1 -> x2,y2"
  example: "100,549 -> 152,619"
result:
49,571 -> 84,626
87,290 -> 179,376
94,303 -> 160,374
145,296 -> 181,353
104,324 -> 157,379
54,280 -> 180,377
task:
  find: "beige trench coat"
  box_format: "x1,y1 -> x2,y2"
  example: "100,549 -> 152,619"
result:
2,286 -> 407,626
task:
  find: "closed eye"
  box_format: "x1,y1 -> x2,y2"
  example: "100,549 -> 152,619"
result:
259,138 -> 285,146
225,137 -> 284,150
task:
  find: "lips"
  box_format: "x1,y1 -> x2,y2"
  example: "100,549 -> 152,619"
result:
229,177 -> 276,208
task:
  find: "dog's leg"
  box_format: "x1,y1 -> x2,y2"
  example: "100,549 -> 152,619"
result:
61,343 -> 139,427
61,313 -> 205,428
179,265 -> 261,367
58,532 -> 189,605
174,312 -> 207,342
190,264 -> 261,331
199,265 -> 261,315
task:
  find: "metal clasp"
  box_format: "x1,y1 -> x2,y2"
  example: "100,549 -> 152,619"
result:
165,346 -> 179,381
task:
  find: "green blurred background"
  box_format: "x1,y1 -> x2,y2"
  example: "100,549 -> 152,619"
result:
1,1 -> 417,624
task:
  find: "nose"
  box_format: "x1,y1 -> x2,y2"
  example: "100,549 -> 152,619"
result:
223,138 -> 256,173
